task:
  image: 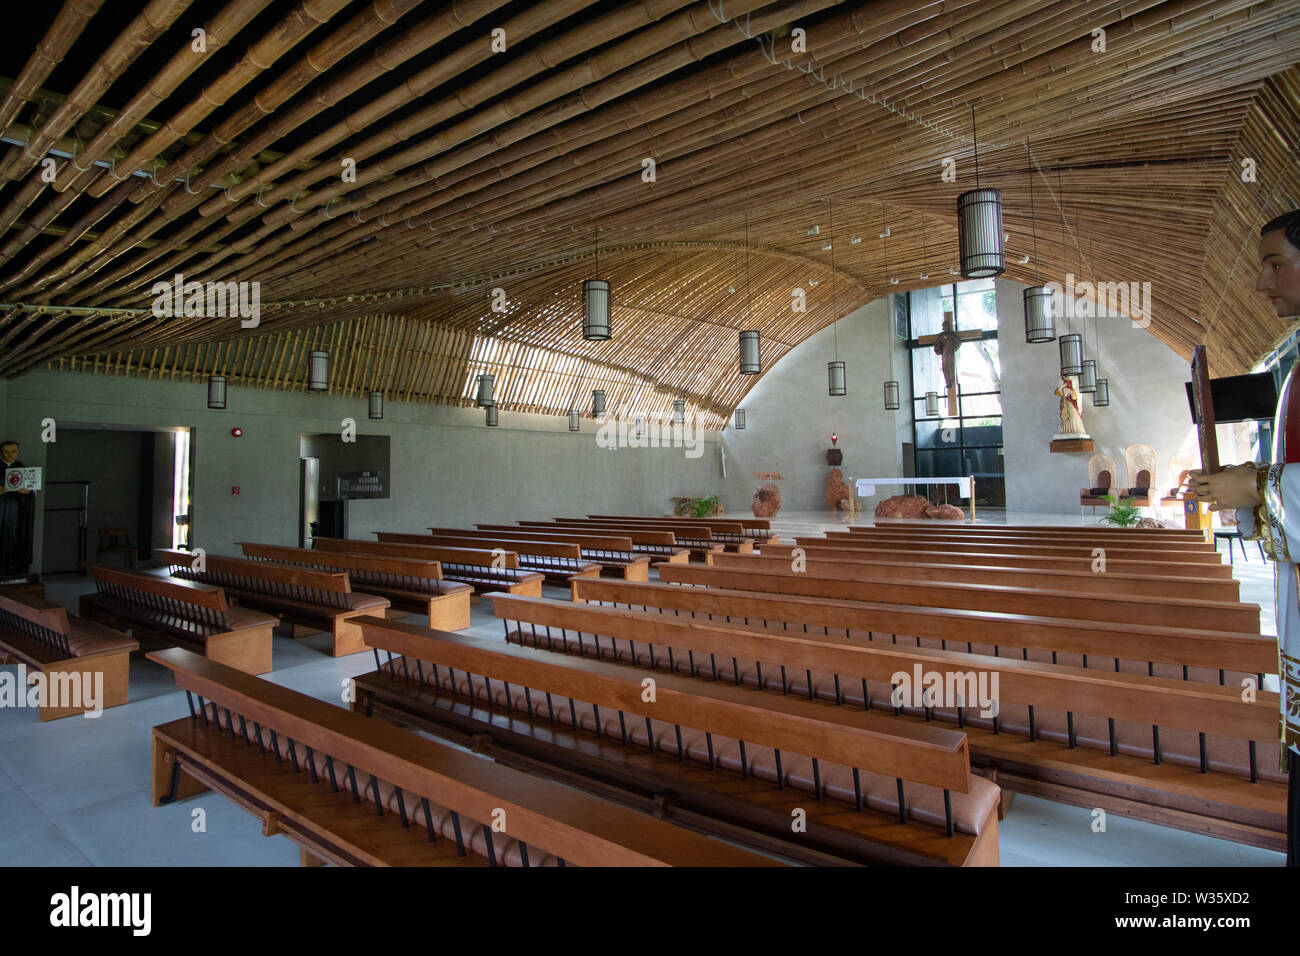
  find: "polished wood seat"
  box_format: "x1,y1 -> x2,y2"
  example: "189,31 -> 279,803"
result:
0,585 -> 137,720
148,648 -> 772,867
236,542 -> 471,630
80,564 -> 275,674
426,527 -> 652,581
375,532 -> 602,584
315,538 -> 544,595
351,616 -> 1001,866
506,522 -> 691,563
491,591 -> 1287,851
156,550 -> 388,658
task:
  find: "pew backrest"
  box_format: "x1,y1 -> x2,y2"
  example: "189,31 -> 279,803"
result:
314,537 -> 522,569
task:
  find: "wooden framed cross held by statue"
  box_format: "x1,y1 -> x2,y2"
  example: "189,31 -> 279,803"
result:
914,311 -> 982,415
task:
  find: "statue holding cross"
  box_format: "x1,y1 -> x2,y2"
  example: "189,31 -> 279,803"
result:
915,311 -> 983,415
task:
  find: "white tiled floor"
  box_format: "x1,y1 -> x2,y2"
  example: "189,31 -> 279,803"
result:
0,519 -> 1286,867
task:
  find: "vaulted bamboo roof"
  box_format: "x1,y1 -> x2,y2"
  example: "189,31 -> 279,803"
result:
0,0 -> 1298,428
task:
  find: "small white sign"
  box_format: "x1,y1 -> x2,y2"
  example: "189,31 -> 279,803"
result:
4,467 -> 41,491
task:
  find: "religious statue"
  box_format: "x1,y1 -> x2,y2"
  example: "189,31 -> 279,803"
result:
916,311 -> 981,416
0,439 -> 36,580
1054,375 -> 1089,438
932,313 -> 961,395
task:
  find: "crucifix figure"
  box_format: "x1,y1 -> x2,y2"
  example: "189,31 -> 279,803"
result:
915,311 -> 982,415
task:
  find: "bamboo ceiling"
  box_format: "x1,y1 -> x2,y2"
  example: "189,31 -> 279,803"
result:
1,0 -> 1299,429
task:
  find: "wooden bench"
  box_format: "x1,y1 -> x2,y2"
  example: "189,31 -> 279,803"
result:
833,530 -> 1223,562
315,538 -> 544,596
841,526 -> 1217,552
711,550 -> 1240,602
764,540 -> 1236,580
375,532 -> 602,584
428,527 -> 652,581
878,522 -> 1209,539
489,592 -> 1287,851
588,514 -> 769,549
545,518 -> 728,562
593,514 -> 779,545
148,647 -> 772,867
236,542 -> 471,630
570,577 -> 1276,690
80,564 -> 275,674
157,550 -> 388,658
507,522 -> 690,564
655,562 -> 1261,634
0,586 -> 137,720
351,616 -> 1001,866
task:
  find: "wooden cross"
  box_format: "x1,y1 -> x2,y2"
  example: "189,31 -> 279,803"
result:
914,311 -> 983,415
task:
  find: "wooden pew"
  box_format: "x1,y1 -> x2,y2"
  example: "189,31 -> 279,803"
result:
0,586 -> 137,720
544,518 -> 730,561
80,564 -> 275,674
762,540 -> 1235,580
149,647 -> 772,867
506,522 -> 690,564
569,577 -> 1275,687
157,550 -> 389,658
839,527 -> 1216,553
784,534 -> 1227,565
588,514 -> 770,548
315,538 -> 544,596
427,527 -> 652,581
877,521 -> 1208,539
351,615 -> 1001,866
376,532 -> 600,584
654,562 -> 1260,633
487,593 -> 1286,850
236,542 -> 472,630
708,551 -> 1240,602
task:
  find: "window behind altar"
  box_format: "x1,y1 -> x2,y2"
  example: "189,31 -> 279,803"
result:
906,279 -> 1005,507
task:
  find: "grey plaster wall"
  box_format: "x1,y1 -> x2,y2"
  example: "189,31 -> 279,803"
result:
2,369 -> 722,573
997,277 -> 1203,513
718,299 -> 911,513
42,429 -> 147,573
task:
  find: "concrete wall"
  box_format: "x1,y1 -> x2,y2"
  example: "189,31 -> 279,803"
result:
718,299 -> 911,513
2,369 -> 722,574
998,277 -> 1203,513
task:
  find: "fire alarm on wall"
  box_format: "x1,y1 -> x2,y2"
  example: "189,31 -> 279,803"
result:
231,427 -> 244,437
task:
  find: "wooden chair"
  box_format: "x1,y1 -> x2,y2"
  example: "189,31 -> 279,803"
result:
1080,453 -> 1119,517
1122,443 -> 1160,509
96,527 -> 136,569
148,647 -> 774,867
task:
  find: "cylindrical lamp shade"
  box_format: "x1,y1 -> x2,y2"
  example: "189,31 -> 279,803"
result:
484,402 -> 498,426
672,399 -> 685,424
734,408 -> 746,429
568,409 -> 580,432
956,188 -> 1005,278
1078,359 -> 1098,394
1092,378 -> 1110,407
1058,333 -> 1083,376
925,390 -> 940,417
583,279 -> 611,340
475,373 -> 494,407
368,391 -> 383,420
739,330 -> 761,375
308,351 -> 329,391
591,389 -> 606,417
207,375 -> 227,410
827,360 -> 846,397
1023,285 -> 1056,343
883,380 -> 900,410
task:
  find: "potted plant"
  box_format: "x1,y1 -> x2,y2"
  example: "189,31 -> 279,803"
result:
1098,493 -> 1141,528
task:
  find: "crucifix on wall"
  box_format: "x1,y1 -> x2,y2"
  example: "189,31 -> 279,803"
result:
914,310 -> 982,416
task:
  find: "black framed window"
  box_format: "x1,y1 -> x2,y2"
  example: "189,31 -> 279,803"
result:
907,279 -> 1005,507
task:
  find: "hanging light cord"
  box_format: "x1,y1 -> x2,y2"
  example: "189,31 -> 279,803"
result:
971,105 -> 980,187
1058,165 -> 1070,336
1027,141 -> 1039,284
744,212 -> 752,325
830,199 -> 838,361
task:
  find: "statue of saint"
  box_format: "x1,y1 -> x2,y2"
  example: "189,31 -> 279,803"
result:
932,313 -> 961,393
1054,375 -> 1089,438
